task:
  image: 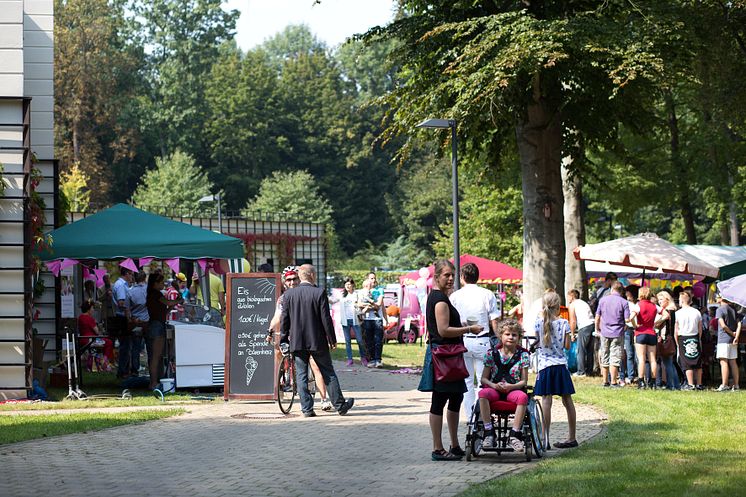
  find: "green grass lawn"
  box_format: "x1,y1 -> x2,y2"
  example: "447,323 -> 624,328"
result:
461,377 -> 746,497
0,409 -> 184,445
331,340 -> 426,368
0,371 -> 219,411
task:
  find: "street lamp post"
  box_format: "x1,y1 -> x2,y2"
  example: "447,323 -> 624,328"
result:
416,118 -> 460,289
198,192 -> 223,233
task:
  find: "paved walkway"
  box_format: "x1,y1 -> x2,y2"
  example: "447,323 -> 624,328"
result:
1,362 -> 605,497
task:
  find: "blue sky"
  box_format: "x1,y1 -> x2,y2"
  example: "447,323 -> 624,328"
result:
224,0 -> 396,50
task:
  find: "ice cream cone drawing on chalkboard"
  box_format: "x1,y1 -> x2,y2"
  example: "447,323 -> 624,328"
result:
245,356 -> 258,386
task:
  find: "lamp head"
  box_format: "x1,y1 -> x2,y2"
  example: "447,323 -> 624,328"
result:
416,118 -> 453,129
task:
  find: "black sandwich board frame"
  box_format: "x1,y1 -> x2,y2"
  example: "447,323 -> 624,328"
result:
224,273 -> 281,400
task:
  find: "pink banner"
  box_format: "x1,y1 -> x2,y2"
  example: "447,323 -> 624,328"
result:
119,258 -> 138,272
60,258 -> 78,270
165,258 -> 180,274
138,257 -> 154,268
45,260 -> 62,277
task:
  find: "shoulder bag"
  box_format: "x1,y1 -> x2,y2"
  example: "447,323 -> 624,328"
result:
430,342 -> 469,382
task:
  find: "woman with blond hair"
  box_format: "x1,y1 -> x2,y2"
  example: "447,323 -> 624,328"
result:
533,291 -> 577,449
633,287 -> 658,388
655,290 -> 680,390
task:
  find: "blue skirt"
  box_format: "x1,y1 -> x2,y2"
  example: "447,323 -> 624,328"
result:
534,364 -> 575,396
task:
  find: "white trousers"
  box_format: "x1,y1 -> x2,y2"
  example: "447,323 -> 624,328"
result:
462,335 -> 491,420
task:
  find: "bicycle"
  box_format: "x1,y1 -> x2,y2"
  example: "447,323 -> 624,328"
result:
276,342 -> 317,414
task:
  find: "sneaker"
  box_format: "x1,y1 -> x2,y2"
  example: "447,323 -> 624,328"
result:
695,385 -> 704,391
366,361 -> 376,368
637,379 -> 645,389
572,372 -> 586,377
716,385 -> 731,392
302,410 -> 317,418
375,360 -> 383,368
346,359 -> 354,367
681,385 -> 695,391
361,358 -> 369,367
338,398 -> 355,415
449,446 -> 466,457
733,386 -> 740,391
609,383 -> 622,389
618,379 -> 625,386
483,432 -> 496,448
603,382 -> 611,388
508,435 -> 525,452
321,399 -> 333,411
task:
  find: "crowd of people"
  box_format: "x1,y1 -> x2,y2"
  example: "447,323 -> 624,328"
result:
567,271 -> 742,391
77,266 -> 226,390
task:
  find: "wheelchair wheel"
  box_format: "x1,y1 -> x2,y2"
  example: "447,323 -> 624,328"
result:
465,406 -> 483,461
277,355 -> 296,414
528,397 -> 546,458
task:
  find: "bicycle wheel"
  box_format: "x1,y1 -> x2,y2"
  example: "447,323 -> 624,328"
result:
528,397 -> 545,458
277,355 -> 296,414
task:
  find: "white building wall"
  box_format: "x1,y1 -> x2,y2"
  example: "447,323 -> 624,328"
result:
0,0 -> 55,398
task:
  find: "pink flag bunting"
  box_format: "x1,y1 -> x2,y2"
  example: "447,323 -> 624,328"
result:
165,258 -> 180,274
197,259 -> 209,273
82,267 -> 91,280
45,260 -> 62,277
119,258 -> 138,272
60,258 -> 78,271
93,268 -> 108,288
138,257 -> 154,268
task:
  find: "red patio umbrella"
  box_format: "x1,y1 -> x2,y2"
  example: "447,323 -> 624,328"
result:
400,254 -> 523,285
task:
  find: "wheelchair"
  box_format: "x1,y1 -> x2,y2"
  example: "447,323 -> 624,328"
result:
464,386 -> 546,462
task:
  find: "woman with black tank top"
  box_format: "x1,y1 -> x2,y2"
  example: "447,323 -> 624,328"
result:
425,259 -> 484,461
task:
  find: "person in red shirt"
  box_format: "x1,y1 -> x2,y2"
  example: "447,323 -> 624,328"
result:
631,287 -> 658,388
78,300 -> 114,363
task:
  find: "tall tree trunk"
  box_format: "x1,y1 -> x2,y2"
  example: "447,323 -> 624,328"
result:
665,90 -> 697,244
728,171 -> 740,245
562,152 -> 587,300
516,81 -> 565,307
72,119 -> 81,164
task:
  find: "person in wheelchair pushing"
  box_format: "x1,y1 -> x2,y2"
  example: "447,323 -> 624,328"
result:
477,319 -> 530,451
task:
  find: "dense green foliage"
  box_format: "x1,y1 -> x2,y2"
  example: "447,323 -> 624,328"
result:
131,150 -> 216,216
52,0 -> 746,273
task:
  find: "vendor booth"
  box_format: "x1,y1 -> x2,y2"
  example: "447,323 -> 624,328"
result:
38,204 -> 245,392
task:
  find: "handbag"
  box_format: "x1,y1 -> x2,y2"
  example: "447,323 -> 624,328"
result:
417,344 -> 434,392
430,342 -> 469,382
565,340 -> 578,372
657,334 -> 676,358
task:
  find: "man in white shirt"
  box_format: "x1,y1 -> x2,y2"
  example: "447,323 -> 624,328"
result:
567,289 -> 596,377
675,292 -> 703,390
449,263 -> 499,420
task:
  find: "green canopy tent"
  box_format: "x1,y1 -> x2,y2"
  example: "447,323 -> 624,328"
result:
40,204 -> 244,261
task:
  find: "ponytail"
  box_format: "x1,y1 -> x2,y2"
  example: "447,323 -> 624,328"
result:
541,291 -> 561,346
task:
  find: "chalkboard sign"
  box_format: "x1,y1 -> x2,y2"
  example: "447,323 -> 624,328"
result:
224,273 -> 280,400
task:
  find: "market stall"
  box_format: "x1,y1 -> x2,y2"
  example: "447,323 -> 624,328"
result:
38,203 -> 245,392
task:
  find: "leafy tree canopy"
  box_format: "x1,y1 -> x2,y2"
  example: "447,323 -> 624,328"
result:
131,149 -> 215,216
245,170 -> 334,226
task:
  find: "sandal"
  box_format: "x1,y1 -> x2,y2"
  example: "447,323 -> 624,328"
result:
431,449 -> 462,461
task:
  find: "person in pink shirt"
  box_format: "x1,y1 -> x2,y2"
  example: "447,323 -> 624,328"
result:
632,287 -> 658,388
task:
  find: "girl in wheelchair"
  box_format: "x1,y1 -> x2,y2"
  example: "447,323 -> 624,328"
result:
477,319 -> 530,451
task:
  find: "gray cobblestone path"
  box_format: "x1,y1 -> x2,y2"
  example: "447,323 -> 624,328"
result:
1,362 -> 604,497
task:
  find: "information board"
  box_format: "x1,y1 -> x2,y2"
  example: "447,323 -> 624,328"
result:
224,273 -> 280,400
